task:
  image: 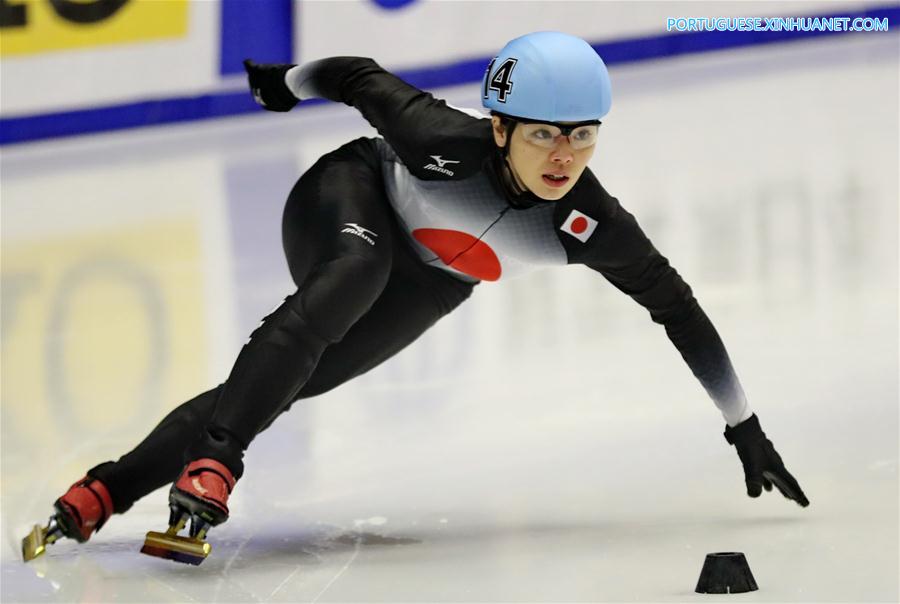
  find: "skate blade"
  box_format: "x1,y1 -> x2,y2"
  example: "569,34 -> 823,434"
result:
140,531 -> 210,566
22,525 -> 48,562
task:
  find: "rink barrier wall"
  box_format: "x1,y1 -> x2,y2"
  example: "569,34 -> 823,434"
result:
219,0 -> 293,76
1,3 -> 897,146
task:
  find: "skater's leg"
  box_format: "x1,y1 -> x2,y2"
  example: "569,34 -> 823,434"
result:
296,234 -> 475,401
87,386 -> 222,513
140,139 -> 397,560
256,228 -> 476,431
185,138 -> 395,479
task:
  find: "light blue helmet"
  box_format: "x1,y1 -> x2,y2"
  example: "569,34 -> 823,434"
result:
482,31 -> 612,123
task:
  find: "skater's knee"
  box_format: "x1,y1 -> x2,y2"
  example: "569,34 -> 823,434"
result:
175,385 -> 221,430
244,252 -> 390,359
299,255 -> 390,342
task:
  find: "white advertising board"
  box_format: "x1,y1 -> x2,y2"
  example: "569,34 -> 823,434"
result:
296,0 -> 885,67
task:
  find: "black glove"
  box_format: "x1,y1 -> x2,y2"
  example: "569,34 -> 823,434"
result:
724,414 -> 810,507
243,59 -> 298,112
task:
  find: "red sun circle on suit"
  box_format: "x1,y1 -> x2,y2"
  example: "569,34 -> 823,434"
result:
570,216 -> 588,234
412,228 -> 502,281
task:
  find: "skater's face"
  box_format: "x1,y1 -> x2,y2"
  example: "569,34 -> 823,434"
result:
491,116 -> 596,201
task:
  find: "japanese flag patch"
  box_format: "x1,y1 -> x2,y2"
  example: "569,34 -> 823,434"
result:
560,209 -> 598,243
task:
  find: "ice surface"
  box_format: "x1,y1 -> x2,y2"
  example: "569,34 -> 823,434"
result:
2,35 -> 897,602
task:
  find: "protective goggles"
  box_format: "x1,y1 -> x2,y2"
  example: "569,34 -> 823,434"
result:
499,114 -> 601,150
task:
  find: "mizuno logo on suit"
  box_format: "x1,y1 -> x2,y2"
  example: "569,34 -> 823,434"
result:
341,223 -> 378,245
424,155 -> 460,176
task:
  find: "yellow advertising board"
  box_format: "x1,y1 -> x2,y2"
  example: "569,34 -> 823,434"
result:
1,220 -> 207,447
0,0 -> 189,56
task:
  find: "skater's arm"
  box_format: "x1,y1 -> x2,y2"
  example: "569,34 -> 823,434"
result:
246,57 -> 492,178
570,180 -> 811,508
568,177 -> 751,426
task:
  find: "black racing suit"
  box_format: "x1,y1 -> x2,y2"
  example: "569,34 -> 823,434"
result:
89,58 -> 750,514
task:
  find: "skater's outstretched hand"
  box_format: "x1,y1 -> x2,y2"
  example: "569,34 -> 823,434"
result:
244,59 -> 298,112
724,414 -> 810,507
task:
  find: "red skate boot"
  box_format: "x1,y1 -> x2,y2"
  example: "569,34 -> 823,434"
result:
22,476 -> 114,561
140,458 -> 236,565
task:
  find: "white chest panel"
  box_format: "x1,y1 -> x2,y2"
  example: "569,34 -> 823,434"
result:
379,148 -> 567,282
